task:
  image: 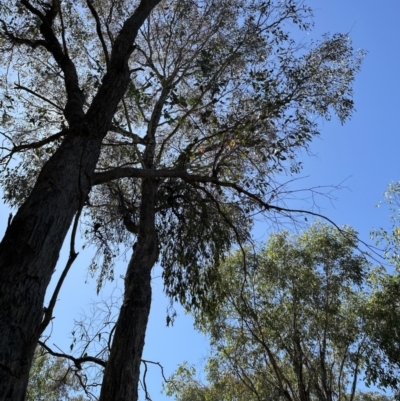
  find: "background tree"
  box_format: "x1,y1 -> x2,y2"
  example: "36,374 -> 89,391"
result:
26,345 -> 87,401
0,0 -> 363,399
165,223 -> 399,401
371,182 -> 400,264
364,183 -> 400,393
363,269 -> 400,395
165,365 -> 395,401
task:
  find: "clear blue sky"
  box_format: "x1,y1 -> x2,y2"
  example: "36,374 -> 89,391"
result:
1,1 -> 400,399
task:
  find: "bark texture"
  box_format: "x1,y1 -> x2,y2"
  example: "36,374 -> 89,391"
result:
0,132 -> 99,400
0,1 -> 161,399
99,179 -> 159,401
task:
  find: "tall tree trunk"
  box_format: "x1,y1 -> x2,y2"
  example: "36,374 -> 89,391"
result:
0,132 -> 102,400
99,179 -> 159,401
0,1 -> 161,398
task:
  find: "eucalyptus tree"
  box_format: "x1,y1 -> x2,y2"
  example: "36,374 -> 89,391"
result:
83,2 -> 363,399
165,224 -> 394,401
365,182 -> 400,391
0,0 -> 161,398
0,0 -> 363,399
363,267 -> 400,393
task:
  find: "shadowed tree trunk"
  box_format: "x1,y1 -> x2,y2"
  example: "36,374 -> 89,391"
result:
0,1 -> 161,399
99,179 -> 159,401
0,132 -> 100,400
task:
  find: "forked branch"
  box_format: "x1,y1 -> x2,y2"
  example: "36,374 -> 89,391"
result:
38,340 -> 107,369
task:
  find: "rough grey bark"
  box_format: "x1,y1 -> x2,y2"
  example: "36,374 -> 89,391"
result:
0,132 -> 100,400
0,1 -> 161,399
99,179 -> 159,401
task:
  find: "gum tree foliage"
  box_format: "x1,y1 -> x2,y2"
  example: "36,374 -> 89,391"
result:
0,0 -> 362,399
165,365 -> 395,401
363,268 -> 400,394
371,182 -> 400,264
165,224 -> 398,401
364,183 -> 400,392
26,346 -> 87,401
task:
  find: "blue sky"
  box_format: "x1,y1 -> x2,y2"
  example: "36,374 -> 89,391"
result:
1,0 -> 400,399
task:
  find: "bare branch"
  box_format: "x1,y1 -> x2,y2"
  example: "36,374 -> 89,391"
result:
38,340 -> 107,368
38,199 -> 82,335
141,359 -> 170,384
141,360 -> 151,401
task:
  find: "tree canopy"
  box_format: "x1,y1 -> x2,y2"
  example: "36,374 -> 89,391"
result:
165,223 -> 399,401
1,0 -> 363,292
364,183 -> 400,391
26,346 -> 87,401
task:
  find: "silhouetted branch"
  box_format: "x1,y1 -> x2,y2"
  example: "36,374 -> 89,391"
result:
38,340 -> 107,369
14,83 -> 63,111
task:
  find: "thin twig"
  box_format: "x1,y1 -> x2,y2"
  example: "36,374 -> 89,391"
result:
141,359 -> 172,384
141,360 -> 151,400
14,84 -> 63,110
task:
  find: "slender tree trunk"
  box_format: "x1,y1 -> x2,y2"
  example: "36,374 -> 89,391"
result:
99,179 -> 158,401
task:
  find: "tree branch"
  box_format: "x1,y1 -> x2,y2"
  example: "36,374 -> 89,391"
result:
108,0 -> 162,72
38,133 -> 89,336
38,340 -> 107,368
19,0 -> 45,20
57,0 -> 69,57
20,0 -> 86,125
0,20 -> 47,49
37,205 -> 81,336
14,84 -> 63,111
85,0 -> 162,134
109,124 -> 146,144
8,130 -> 66,154
141,359 -> 170,384
122,97 -> 145,167
86,0 -> 110,67
92,167 -> 362,240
